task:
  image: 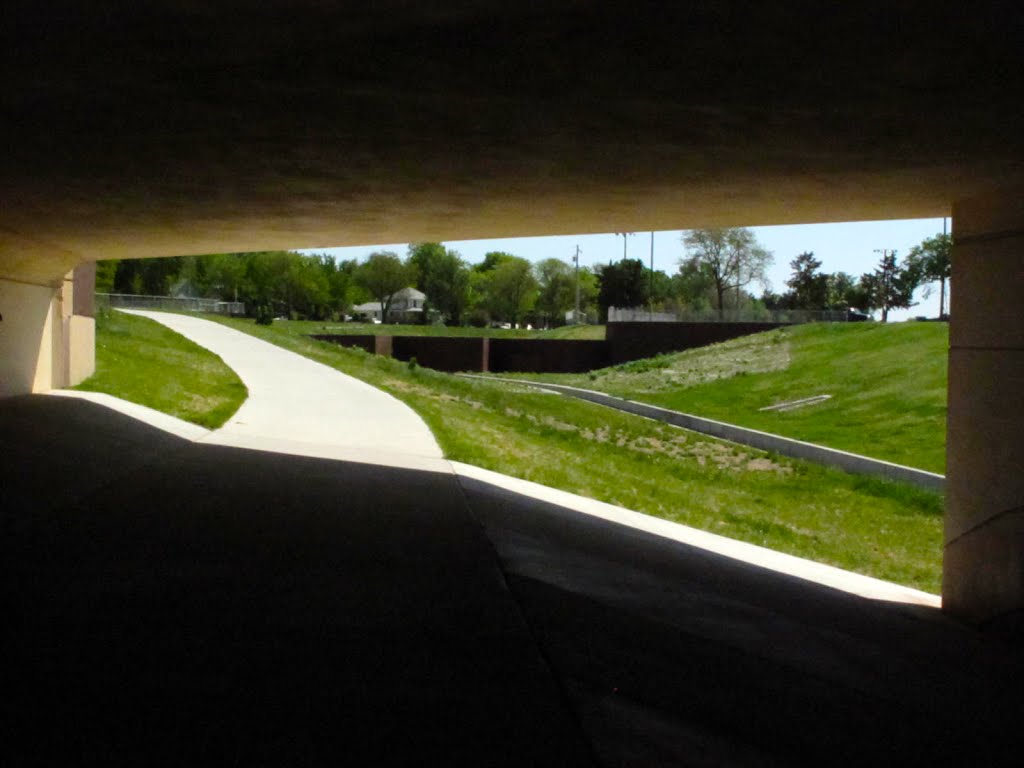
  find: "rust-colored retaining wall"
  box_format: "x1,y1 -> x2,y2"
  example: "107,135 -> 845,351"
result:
310,322 -> 787,373
606,322 -> 789,364
488,339 -> 609,373
391,336 -> 487,372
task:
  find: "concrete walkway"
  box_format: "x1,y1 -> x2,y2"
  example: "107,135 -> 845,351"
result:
123,310 -> 445,471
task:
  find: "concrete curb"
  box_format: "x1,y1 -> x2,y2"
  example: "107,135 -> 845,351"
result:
451,461 -> 941,607
460,375 -> 945,492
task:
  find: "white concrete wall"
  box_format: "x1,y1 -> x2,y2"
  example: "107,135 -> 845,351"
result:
67,314 -> 96,387
0,279 -> 59,396
944,190 -> 1024,630
0,269 -> 96,398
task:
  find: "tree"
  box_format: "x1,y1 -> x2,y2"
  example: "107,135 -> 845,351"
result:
785,252 -> 829,310
596,258 -> 649,321
672,258 -> 715,311
408,242 -> 471,324
861,251 -> 917,322
356,251 -> 412,321
825,271 -> 859,311
95,260 -> 118,293
534,257 -> 575,326
681,228 -> 773,316
904,233 -> 952,319
478,255 -> 538,326
474,251 -> 516,273
113,256 -> 184,295
323,257 -> 361,315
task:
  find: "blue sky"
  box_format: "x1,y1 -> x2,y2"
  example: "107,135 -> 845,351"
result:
301,217 -> 949,321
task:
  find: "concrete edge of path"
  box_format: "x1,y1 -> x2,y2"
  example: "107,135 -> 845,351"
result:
199,431 -> 453,474
461,375 -> 945,492
46,389 -> 213,441
450,460 -> 942,609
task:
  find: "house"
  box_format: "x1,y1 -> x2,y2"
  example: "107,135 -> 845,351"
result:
352,286 -> 427,324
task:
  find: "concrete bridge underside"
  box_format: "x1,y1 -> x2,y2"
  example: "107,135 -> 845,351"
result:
1,0 -> 1022,739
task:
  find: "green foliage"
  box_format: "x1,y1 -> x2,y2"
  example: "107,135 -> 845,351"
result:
681,228 -> 773,314
596,258 -> 649,320
355,251 -> 412,321
95,260 -> 118,293
407,242 -> 471,324
785,252 -> 829,309
114,256 -> 184,295
476,255 -> 538,326
904,233 -> 952,318
103,251 -> 353,321
534,257 -> 575,325
860,251 -> 918,322
826,271 -> 859,310
672,258 -> 715,310
254,303 -> 275,325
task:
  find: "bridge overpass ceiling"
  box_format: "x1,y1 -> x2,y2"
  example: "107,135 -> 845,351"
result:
2,2 -> 1023,281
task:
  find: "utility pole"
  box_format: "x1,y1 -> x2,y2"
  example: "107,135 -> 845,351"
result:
942,217 -> 949,318
615,232 -> 634,262
649,231 -> 655,321
573,244 -> 581,324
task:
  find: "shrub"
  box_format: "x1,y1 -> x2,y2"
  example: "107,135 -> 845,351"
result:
254,303 -> 274,326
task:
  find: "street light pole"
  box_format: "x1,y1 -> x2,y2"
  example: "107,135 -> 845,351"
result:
615,232 -> 634,262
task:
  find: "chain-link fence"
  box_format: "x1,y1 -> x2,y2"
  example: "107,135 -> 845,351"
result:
97,293 -> 246,315
608,307 -> 855,323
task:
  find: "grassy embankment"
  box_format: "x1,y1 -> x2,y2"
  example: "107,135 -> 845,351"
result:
201,314 -> 942,592
515,322 -> 948,474
74,309 -> 247,429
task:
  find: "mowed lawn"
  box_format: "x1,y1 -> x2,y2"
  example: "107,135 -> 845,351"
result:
201,313 -> 943,593
75,309 -> 247,429
517,322 -> 948,474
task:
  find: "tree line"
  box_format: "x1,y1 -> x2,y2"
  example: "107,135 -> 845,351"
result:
97,228 -> 951,325
761,232 -> 951,321
99,246 -> 601,327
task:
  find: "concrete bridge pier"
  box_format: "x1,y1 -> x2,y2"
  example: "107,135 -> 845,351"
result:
0,264 -> 95,397
944,189 -> 1024,634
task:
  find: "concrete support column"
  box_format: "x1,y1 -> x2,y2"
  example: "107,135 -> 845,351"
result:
0,264 -> 95,398
943,191 -> 1024,635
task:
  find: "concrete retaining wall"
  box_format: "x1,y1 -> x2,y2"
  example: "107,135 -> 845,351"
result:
392,336 -> 487,372
310,322 -> 790,374
472,376 -> 945,491
489,339 -> 608,373
311,334 -> 609,373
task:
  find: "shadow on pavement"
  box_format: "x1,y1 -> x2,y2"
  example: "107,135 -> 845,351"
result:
3,395 -> 1022,765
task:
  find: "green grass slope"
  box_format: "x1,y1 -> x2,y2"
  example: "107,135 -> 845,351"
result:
520,322 -> 948,474
75,309 -> 247,428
